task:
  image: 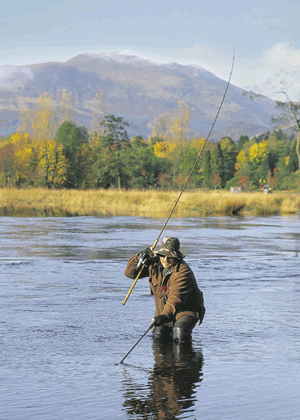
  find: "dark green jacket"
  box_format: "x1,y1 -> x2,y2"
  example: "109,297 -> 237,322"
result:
125,255 -> 205,323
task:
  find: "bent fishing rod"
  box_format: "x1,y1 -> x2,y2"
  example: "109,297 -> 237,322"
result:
122,48 -> 235,306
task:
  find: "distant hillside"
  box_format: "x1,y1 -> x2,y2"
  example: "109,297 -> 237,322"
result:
0,52 -> 278,140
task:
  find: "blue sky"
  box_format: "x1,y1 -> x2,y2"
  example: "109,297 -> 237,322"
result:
1,0 -> 300,99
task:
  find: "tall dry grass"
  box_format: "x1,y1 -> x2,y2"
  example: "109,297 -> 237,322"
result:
0,188 -> 299,217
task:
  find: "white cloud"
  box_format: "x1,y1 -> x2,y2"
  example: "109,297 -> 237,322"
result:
240,43 -> 300,101
0,65 -> 34,88
263,43 -> 300,68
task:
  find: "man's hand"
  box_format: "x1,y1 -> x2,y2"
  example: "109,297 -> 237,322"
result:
154,315 -> 169,326
136,247 -> 154,270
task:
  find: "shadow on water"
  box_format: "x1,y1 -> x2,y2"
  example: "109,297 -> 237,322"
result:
122,340 -> 204,419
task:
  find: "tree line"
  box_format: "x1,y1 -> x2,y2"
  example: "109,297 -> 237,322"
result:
0,91 -> 299,191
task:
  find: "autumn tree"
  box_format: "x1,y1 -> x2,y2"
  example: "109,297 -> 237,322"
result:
248,140 -> 269,185
0,132 -> 67,188
238,175 -> 250,189
9,132 -> 39,186
36,139 -> 67,188
0,140 -> 14,186
152,100 -> 190,187
19,90 -> 74,139
17,90 -> 74,187
234,147 -> 253,189
30,94 -> 56,141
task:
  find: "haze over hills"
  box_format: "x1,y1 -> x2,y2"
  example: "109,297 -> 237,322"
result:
0,52 -> 278,140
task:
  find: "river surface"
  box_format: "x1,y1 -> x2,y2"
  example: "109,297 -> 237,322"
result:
0,215 -> 299,420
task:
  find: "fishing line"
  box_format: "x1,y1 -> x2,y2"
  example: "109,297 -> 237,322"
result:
122,48 -> 235,305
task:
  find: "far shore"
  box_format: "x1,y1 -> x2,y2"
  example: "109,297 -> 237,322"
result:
0,188 -> 300,218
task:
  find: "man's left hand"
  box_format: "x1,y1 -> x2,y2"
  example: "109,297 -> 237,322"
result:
154,315 -> 169,326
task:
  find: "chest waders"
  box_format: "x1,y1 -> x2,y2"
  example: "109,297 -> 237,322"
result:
153,315 -> 198,342
153,268 -> 199,342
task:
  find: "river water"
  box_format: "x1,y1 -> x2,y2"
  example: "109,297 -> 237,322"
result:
0,215 -> 299,420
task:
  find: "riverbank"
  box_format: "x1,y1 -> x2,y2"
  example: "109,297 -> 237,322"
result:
0,188 -> 300,217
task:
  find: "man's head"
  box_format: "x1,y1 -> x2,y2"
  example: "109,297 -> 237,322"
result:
155,237 -> 184,268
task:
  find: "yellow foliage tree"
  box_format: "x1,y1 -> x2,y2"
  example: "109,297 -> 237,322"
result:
0,139 -> 15,186
235,150 -> 247,171
17,90 -> 74,187
10,132 -> 39,185
31,93 -> 56,142
168,100 -> 190,143
153,141 -> 177,158
152,100 -> 191,186
36,139 -> 68,187
152,101 -> 190,144
191,137 -> 206,151
249,140 -> 268,165
19,90 -> 74,140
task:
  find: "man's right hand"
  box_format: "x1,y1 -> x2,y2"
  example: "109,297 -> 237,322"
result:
136,247 -> 153,270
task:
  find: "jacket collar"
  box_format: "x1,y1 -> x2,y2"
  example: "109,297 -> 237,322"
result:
160,258 -> 182,274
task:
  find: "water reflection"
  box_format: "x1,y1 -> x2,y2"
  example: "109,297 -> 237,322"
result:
122,341 -> 204,419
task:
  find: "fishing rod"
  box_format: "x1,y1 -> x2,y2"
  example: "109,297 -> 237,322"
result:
122,48 -> 235,306
119,321 -> 155,364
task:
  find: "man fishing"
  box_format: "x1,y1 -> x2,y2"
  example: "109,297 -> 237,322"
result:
124,236 -> 205,342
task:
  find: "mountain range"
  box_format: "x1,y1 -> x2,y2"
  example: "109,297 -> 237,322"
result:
0,52 -> 279,140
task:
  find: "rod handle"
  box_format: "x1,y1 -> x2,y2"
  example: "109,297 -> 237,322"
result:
122,266 -> 144,305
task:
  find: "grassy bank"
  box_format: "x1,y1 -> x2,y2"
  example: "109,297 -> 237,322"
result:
0,188 -> 300,217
